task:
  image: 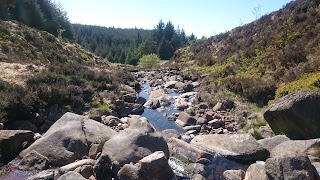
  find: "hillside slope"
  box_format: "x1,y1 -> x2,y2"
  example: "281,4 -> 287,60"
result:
0,21 -> 104,65
172,0 -> 320,106
0,20 -> 134,131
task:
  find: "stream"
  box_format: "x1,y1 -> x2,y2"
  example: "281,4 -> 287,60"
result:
138,83 -> 248,180
139,83 -> 183,132
0,82 -> 247,180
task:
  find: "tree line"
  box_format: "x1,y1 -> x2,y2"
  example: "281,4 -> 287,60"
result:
0,0 -> 74,40
0,0 -> 197,65
74,20 -> 197,65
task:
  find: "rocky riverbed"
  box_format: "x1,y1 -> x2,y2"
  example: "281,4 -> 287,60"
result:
0,68 -> 319,180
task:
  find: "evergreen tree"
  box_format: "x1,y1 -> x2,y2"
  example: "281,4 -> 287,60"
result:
164,21 -> 175,41
158,38 -> 174,60
139,38 -> 158,55
153,20 -> 165,44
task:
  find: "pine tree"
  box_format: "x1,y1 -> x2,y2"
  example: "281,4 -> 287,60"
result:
164,21 -> 175,41
158,38 -> 173,60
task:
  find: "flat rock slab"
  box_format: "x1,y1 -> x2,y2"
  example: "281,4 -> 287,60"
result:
191,134 -> 269,164
270,138 -> 320,158
258,135 -> 290,152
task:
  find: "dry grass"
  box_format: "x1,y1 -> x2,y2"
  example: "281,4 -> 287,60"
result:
0,62 -> 44,86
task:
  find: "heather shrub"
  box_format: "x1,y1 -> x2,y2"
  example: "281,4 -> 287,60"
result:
224,77 -> 276,106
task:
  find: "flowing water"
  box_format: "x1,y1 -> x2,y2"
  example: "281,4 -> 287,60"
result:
139,83 -> 184,132
140,83 -> 248,179
0,83 -> 247,180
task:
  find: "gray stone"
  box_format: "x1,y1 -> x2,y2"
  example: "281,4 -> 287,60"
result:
176,112 -> 196,127
183,83 -> 194,92
187,163 -> 205,174
312,162 -> 320,179
129,103 -> 144,115
208,119 -> 224,129
192,174 -> 206,180
20,113 -> 117,167
0,130 -> 34,165
198,103 -> 208,109
223,169 -> 246,180
117,164 -> 140,180
183,125 -> 201,132
161,129 -> 181,141
138,151 -> 176,180
244,161 -> 268,180
136,96 -> 147,105
270,139 -> 320,158
124,93 -> 137,103
59,159 -> 96,175
29,170 -> 55,180
118,151 -> 176,180
94,129 -> 169,179
191,134 -> 269,164
196,118 -> 208,125
101,115 -> 121,127
264,90 -> 320,139
57,171 -> 86,180
127,115 -> 155,133
19,150 -> 49,170
265,155 -> 316,180
258,135 -> 290,152
165,80 -> 178,89
167,138 -> 211,163
212,102 -> 227,111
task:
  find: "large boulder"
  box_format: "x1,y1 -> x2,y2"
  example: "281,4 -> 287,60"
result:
117,151 -> 176,180
265,155 -> 317,180
244,161 -> 268,180
191,134 -> 269,164
0,130 -> 34,165
19,112 -> 117,167
94,129 -> 169,179
264,90 -> 320,139
257,135 -> 290,152
270,139 -> 320,158
126,115 -> 155,133
57,171 -> 86,180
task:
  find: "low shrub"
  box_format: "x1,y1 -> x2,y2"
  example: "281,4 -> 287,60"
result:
223,76 -> 276,106
138,54 -> 161,69
274,72 -> 320,100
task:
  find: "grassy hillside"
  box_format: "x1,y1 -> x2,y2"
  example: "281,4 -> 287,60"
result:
172,0 -> 320,106
0,20 -> 134,130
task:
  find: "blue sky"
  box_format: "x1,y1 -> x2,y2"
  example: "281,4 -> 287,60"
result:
57,0 -> 293,37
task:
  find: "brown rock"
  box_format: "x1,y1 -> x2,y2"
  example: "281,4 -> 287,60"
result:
167,138 -> 212,162
80,165 -> 94,179
89,143 -> 103,159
